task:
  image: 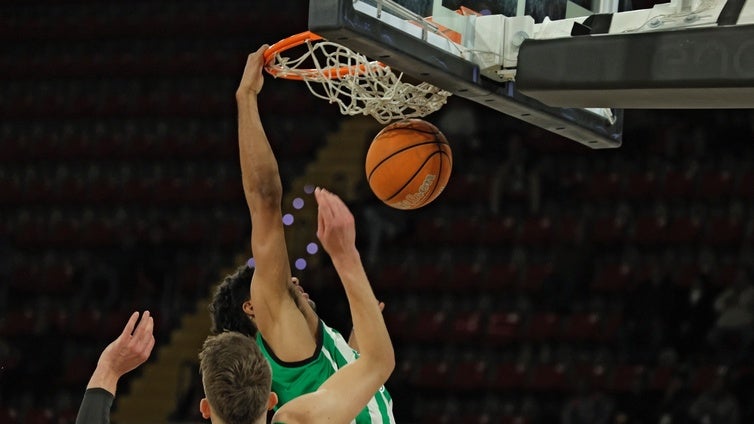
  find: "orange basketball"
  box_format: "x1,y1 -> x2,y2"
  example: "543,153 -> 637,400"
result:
365,119 -> 452,210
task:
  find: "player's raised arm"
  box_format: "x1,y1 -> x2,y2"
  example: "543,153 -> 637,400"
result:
273,188 -> 395,423
75,311 -> 155,424
236,46 -> 315,360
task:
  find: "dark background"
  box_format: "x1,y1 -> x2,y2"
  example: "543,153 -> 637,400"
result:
1,1 -> 753,423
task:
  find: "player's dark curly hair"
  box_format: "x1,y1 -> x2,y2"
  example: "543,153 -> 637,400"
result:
208,264 -> 258,337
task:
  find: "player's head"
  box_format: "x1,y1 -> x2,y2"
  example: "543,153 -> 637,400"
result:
209,265 -> 258,337
199,332 -> 277,424
208,264 -> 317,337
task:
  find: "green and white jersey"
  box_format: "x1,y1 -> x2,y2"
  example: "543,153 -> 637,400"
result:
257,320 -> 395,424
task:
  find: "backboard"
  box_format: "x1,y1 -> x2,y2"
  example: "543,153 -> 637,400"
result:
308,0 -> 624,149
308,0 -> 754,149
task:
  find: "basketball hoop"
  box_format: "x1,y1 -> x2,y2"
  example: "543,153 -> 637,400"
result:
263,31 -> 451,124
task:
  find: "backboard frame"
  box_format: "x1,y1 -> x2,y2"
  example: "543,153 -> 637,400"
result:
308,0 -> 624,149
516,23 -> 754,109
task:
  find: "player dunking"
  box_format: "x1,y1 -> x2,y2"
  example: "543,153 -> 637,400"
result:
208,45 -> 395,422
201,187 -> 395,424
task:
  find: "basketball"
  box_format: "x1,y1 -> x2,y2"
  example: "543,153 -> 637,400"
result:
365,119 -> 452,210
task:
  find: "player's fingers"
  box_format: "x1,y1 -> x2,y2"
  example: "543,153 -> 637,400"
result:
142,311 -> 154,337
316,190 -> 326,239
133,311 -> 153,344
121,311 -> 140,338
332,194 -> 352,222
316,188 -> 335,220
252,44 -> 268,59
379,301 -> 385,312
324,189 -> 343,217
314,187 -> 324,205
253,44 -> 270,65
317,212 -> 324,239
145,336 -> 155,358
142,319 -> 156,357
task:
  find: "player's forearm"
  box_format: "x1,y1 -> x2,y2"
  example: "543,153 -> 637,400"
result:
85,366 -> 120,396
236,93 -> 282,205
332,250 -> 394,377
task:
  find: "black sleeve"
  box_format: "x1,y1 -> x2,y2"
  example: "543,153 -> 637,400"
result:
75,388 -> 114,424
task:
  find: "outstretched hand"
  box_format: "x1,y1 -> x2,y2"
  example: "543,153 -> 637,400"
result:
100,310 -> 155,377
315,187 -> 357,259
236,44 -> 269,98
88,311 -> 155,394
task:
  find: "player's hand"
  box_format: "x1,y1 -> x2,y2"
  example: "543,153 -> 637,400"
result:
97,311 -> 155,378
315,187 -> 357,258
236,45 -> 269,98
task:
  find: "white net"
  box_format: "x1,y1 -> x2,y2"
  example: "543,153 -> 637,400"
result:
266,38 -> 451,124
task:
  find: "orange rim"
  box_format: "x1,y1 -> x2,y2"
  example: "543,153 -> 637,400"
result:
264,31 -> 384,81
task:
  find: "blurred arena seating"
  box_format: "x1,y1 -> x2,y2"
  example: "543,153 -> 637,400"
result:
2,1 -> 754,424
0,1 -> 331,422
361,102 -> 754,422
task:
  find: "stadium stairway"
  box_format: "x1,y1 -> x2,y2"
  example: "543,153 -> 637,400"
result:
283,116 -> 381,257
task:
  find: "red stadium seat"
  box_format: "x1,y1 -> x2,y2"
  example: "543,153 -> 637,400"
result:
61,356 -> 93,387
519,216 -> 553,246
450,358 -> 489,391
555,215 -> 582,244
415,216 -> 444,242
589,215 -> 628,245
0,308 -> 37,338
384,310 -> 412,342
489,362 -> 528,391
583,172 -> 622,200
572,363 -> 609,391
524,312 -> 561,341
56,408 -> 78,424
664,216 -> 702,244
562,313 -> 601,342
591,262 -> 634,293
690,365 -> 725,393
661,170 -> 696,199
375,263 -> 412,292
411,359 -> 452,389
447,261 -> 485,292
23,408 -> 54,424
597,312 -> 624,342
697,170 -> 734,199
520,263 -> 552,293
485,311 -> 522,346
482,263 -> 519,291
527,363 -> 568,392
69,309 -> 103,339
478,216 -> 519,245
648,365 -> 674,392
449,217 -> 480,245
632,214 -> 668,245
413,262 -> 447,291
610,364 -> 646,393
0,406 -> 20,424
624,171 -> 658,200
448,310 -> 484,343
703,216 -> 744,247
736,170 -> 754,198
411,310 -> 449,343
